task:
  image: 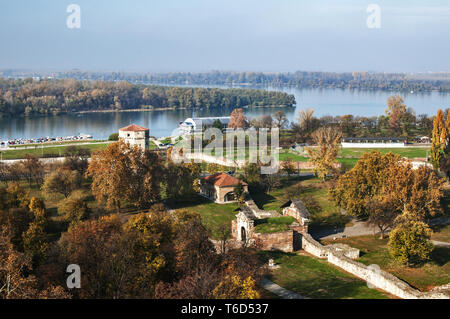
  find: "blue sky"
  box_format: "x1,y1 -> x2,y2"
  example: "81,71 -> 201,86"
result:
1,0 -> 450,72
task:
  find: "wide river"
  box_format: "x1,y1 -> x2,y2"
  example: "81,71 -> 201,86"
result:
0,86 -> 449,140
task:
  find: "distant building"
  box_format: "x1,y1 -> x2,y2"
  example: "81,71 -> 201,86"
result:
200,172 -> 248,204
179,117 -> 230,133
341,137 -> 407,148
119,124 -> 149,151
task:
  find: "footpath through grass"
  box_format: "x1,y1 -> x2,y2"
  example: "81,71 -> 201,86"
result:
260,250 -> 390,299
322,235 -> 450,291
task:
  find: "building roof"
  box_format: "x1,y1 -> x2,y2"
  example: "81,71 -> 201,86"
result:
234,206 -> 257,220
119,124 -> 149,132
281,199 -> 310,219
181,117 -> 231,128
202,172 -> 248,188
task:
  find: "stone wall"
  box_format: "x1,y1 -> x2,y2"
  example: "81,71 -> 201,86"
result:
300,233 -> 449,299
253,231 -> 294,252
301,233 -> 329,258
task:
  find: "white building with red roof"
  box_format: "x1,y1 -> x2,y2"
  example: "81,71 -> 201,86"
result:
118,124 -> 149,151
200,172 -> 248,204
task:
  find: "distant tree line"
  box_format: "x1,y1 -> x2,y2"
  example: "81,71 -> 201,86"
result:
0,78 -> 295,117
9,70 -> 450,92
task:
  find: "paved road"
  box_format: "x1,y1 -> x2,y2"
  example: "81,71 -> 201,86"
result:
311,217 -> 450,243
432,240 -> 450,248
260,278 -> 308,299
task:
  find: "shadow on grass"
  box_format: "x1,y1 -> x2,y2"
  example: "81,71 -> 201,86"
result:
165,194 -> 213,209
430,247 -> 450,267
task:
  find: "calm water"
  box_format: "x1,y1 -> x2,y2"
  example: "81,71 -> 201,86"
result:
0,86 -> 449,140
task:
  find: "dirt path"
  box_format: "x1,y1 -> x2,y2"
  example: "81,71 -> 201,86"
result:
311,217 -> 450,242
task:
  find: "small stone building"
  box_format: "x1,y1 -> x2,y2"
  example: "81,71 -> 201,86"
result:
200,173 -> 248,204
281,199 -> 310,233
231,206 -> 304,252
119,124 -> 149,151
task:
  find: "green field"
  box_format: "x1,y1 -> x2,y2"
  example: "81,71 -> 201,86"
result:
0,143 -> 110,160
254,216 -> 297,234
168,195 -> 238,239
339,147 -> 429,159
7,139 -> 105,148
260,250 -> 390,299
322,235 -> 450,291
251,176 -> 349,230
0,140 -> 158,160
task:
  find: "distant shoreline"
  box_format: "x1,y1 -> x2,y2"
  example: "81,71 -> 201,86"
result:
75,104 -> 294,115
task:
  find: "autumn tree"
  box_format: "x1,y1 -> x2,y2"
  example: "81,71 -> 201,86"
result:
430,109 -> 447,170
42,168 -> 81,199
388,212 -> 434,265
273,110 -> 288,129
366,197 -> 397,239
233,181 -> 246,204
330,151 -> 445,221
306,127 -> 342,181
386,95 -> 407,134
282,158 -> 296,176
58,215 -> 145,298
87,141 -> 163,210
164,162 -> 197,200
228,108 -> 249,129
206,162 -> 222,175
21,155 -> 44,187
57,191 -> 91,226
22,222 -> 49,267
63,146 -> 90,175
0,227 -> 37,299
291,109 -> 319,142
212,275 -> 259,299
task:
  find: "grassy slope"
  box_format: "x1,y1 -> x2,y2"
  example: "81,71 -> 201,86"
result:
168,195 -> 238,239
1,140 -> 158,159
322,235 -> 450,291
251,176 -> 348,229
260,250 -> 390,299
253,216 -> 297,234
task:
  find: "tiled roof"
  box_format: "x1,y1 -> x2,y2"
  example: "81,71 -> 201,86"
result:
203,173 -> 247,187
119,124 -> 149,132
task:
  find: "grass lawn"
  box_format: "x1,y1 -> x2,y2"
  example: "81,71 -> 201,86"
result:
7,140 -> 105,148
432,224 -> 450,242
1,141 -> 159,159
167,195 -> 238,239
251,176 -> 348,230
260,250 -> 391,299
0,143 -> 110,160
339,147 -> 429,159
322,235 -> 450,291
254,216 -> 297,234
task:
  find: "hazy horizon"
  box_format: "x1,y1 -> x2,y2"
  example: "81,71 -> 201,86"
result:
1,0 -> 450,73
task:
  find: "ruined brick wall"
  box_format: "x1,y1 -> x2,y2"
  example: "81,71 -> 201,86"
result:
253,231 -> 294,252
